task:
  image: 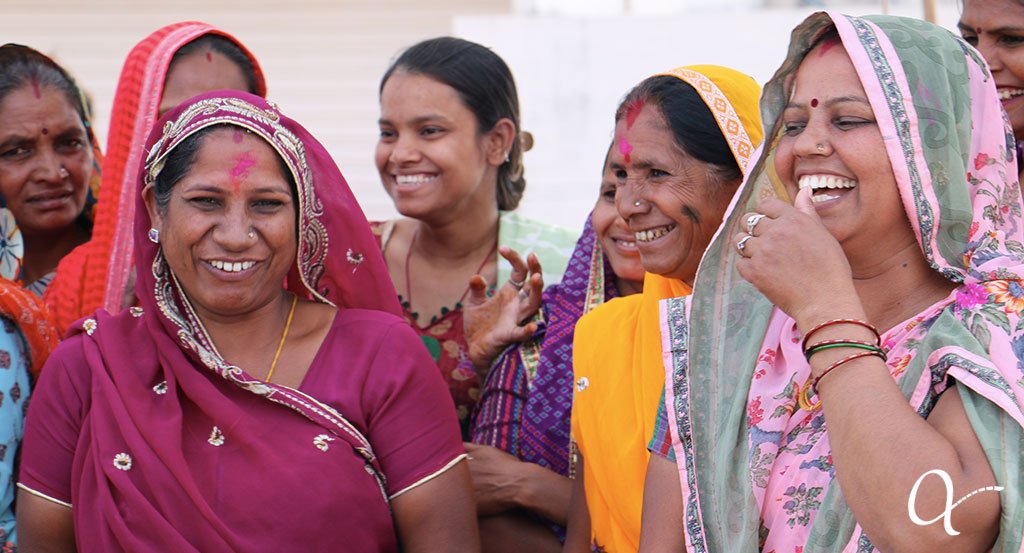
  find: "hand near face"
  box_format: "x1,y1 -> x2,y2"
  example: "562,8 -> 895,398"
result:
463,246 -> 544,374
734,188 -> 857,325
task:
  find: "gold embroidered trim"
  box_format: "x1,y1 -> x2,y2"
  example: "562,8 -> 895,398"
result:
388,453 -> 468,501
17,482 -> 71,509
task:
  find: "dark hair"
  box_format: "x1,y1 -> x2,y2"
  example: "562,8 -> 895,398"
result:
381,36 -> 526,211
615,76 -> 742,194
0,43 -> 91,131
171,35 -> 260,95
153,124 -> 296,212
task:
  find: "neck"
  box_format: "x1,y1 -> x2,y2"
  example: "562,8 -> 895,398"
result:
847,241 -> 954,332
192,290 -> 292,364
412,206 -> 500,260
22,223 -> 89,284
615,275 -> 644,296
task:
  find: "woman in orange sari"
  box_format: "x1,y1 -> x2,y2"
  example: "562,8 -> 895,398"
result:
46,22 -> 266,331
565,65 -> 762,553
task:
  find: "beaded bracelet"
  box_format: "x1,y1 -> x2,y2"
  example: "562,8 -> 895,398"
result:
801,318 -> 881,354
804,340 -> 886,362
797,349 -> 887,411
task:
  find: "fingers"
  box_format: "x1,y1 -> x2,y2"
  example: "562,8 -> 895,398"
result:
515,273 -> 544,322
466,275 -> 490,306
755,196 -> 792,218
526,252 -> 543,276
499,246 -> 529,285
792,186 -> 818,218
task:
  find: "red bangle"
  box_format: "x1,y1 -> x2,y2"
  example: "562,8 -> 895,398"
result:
797,349 -> 886,411
801,318 -> 880,353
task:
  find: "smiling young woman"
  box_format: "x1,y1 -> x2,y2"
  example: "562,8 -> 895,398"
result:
373,37 -> 576,438
17,91 -> 478,553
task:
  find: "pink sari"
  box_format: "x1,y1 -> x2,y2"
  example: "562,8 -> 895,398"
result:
19,92 -> 463,551
660,12 -> 1024,553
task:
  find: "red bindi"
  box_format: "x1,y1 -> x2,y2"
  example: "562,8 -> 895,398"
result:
229,151 -> 257,193
810,98 -> 819,108
206,52 -> 213,62
619,137 -> 633,164
625,99 -> 645,129
817,36 -> 840,57
41,127 -> 48,135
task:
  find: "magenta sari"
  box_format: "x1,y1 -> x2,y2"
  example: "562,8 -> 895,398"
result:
19,92 -> 464,552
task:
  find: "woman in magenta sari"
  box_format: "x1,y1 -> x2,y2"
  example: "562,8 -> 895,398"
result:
16,91 -> 477,552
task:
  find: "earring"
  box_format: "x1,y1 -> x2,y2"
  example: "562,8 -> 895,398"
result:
504,151 -> 510,163
148,228 -> 159,244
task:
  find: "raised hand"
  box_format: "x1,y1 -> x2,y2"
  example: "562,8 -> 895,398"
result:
463,246 -> 544,375
734,187 -> 858,326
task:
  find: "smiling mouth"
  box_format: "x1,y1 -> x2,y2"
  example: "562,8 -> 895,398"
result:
799,174 -> 857,204
208,260 -> 256,273
634,225 -> 676,242
998,88 -> 1024,101
394,174 -> 437,186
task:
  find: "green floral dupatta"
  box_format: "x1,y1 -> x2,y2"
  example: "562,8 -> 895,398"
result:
662,12 -> 1024,552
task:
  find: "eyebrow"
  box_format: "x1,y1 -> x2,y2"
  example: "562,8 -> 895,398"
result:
957,22 -> 1024,34
377,114 -> 450,126
786,95 -> 870,110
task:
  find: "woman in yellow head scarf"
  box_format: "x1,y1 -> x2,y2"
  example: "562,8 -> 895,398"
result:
565,65 -> 762,553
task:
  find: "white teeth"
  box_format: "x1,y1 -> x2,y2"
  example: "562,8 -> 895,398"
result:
209,260 -> 255,273
811,193 -> 841,204
634,225 -> 674,242
798,175 -> 857,191
998,89 -> 1024,101
395,174 -> 436,185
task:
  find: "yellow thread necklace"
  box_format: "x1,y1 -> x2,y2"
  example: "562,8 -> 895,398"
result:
265,293 -> 298,382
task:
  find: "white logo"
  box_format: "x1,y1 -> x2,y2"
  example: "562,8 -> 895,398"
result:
907,469 -> 1003,536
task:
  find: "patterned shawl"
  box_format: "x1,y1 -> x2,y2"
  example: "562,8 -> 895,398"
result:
471,215 -> 615,476
45,22 -> 266,332
661,12 -> 1024,552
56,91 -> 401,550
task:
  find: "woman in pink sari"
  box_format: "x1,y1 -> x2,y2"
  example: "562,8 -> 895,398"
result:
16,91 -> 477,552
642,12 -> 1022,553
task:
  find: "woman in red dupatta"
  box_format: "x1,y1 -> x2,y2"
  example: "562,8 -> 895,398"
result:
16,91 -> 477,552
45,22 -> 266,332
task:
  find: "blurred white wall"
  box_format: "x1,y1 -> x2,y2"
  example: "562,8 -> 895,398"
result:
2,0 -> 960,235
456,1 -> 962,231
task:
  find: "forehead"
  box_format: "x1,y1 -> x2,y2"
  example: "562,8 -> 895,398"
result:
379,71 -> 472,119
189,127 -> 279,167
790,43 -> 866,99
0,85 -> 81,132
961,0 -> 1024,25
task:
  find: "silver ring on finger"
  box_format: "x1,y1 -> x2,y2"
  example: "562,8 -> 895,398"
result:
736,235 -> 753,256
745,213 -> 766,236
508,278 -> 525,290
518,288 -> 529,300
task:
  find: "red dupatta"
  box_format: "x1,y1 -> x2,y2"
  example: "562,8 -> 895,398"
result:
45,22 -> 266,332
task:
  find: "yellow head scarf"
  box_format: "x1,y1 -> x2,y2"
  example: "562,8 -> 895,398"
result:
570,65 -> 762,553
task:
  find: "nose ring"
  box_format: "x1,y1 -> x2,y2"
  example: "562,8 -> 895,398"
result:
816,143 -> 825,154
247,230 -> 255,239
634,200 -> 642,207
58,166 -> 70,178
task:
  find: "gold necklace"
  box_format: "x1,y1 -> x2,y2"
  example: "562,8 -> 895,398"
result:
265,293 -> 298,382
